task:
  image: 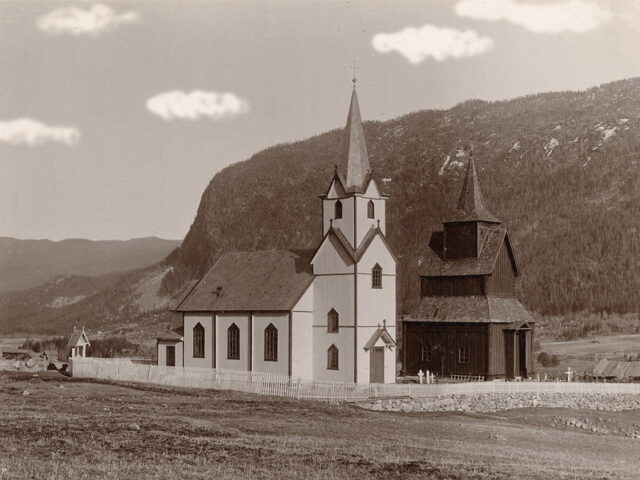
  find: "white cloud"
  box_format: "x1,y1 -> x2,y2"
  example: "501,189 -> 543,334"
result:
146,90 -> 250,121
0,119 -> 80,146
372,24 -> 493,63
37,3 -> 140,36
455,0 -> 612,34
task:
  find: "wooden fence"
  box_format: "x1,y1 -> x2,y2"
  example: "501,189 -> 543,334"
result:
70,358 -> 640,403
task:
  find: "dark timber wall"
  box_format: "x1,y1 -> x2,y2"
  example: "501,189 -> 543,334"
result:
403,322 -> 489,376
484,243 -> 516,296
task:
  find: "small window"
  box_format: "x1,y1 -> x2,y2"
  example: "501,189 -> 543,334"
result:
327,345 -> 339,370
421,345 -> 431,362
372,264 -> 382,289
458,347 -> 470,364
334,200 -> 343,219
264,323 -> 278,361
367,200 -> 375,219
193,323 -> 205,358
227,323 -> 240,360
327,308 -> 339,333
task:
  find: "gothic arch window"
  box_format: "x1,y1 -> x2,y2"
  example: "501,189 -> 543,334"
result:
372,263 -> 382,289
327,308 -> 339,333
193,322 -> 205,358
327,345 -> 339,370
334,200 -> 343,219
264,323 -> 278,361
367,200 -> 375,219
227,323 -> 240,360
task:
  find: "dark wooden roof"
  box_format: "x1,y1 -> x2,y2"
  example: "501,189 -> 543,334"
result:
405,295 -> 535,324
445,152 -> 500,224
175,250 -> 314,312
419,225 -> 519,277
593,359 -> 640,378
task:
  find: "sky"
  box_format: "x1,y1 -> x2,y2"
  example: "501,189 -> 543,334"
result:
1,0 -> 640,241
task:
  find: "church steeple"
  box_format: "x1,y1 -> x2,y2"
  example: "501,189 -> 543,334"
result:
447,148 -> 500,224
341,85 -> 371,192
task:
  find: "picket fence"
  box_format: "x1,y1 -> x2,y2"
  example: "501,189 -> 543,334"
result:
70,357 -> 640,403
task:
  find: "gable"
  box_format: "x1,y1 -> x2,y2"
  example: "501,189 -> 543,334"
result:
310,232 -> 355,275
357,234 -> 396,272
363,178 -> 381,198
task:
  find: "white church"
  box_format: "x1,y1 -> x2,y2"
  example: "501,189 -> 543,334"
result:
157,84 -> 397,384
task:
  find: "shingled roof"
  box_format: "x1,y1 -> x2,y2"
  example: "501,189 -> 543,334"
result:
445,151 -> 500,224
66,328 -> 90,349
175,250 -> 314,312
157,326 -> 184,342
419,225 -> 519,277
405,295 -> 534,324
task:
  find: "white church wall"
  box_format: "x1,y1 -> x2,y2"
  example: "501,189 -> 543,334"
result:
157,341 -> 184,367
313,275 -> 355,382
183,314 -> 214,369
292,285 -> 314,379
216,313 -> 250,371
311,235 -> 354,275
323,196 -> 356,246
354,196 -> 386,246
252,313 -> 289,376
356,236 -> 397,383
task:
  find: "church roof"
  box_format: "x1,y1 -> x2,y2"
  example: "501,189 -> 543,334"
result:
405,295 -> 534,324
341,87 -> 371,194
363,325 -> 397,350
174,250 -> 315,312
419,225 -> 519,277
445,151 -> 500,224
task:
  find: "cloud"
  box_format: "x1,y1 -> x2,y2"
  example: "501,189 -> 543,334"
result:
372,24 -> 493,63
455,0 -> 612,34
146,90 -> 250,121
0,119 -> 80,146
37,3 -> 140,36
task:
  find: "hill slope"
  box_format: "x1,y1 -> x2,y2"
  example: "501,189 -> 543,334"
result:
4,77 -> 640,334
167,77 -> 640,316
0,237 -> 180,293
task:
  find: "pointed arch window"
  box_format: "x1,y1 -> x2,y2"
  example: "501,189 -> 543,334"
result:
193,322 -> 205,358
327,345 -> 339,370
264,323 -> 278,361
367,200 -> 375,219
334,200 -> 343,219
227,323 -> 240,360
372,263 -> 382,289
327,308 -> 339,333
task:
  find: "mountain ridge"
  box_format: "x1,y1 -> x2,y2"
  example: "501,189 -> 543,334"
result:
3,76 -> 640,334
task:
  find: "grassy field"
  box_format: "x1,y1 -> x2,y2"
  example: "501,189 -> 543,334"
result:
1,372 -> 639,479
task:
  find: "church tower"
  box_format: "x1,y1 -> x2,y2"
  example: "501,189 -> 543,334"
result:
311,82 -> 397,384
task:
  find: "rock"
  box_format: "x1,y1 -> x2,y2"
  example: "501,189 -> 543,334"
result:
22,390 -> 30,396
128,423 -> 141,431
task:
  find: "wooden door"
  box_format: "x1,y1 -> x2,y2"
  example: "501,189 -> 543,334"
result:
370,347 -> 385,383
166,346 -> 175,367
518,332 -> 527,379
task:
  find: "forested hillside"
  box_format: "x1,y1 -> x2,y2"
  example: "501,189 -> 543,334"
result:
3,77 -> 640,334
166,77 -> 640,316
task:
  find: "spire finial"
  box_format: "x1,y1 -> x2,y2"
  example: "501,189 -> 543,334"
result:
351,61 -> 357,87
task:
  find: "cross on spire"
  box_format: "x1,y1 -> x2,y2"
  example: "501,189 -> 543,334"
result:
352,61 -> 358,86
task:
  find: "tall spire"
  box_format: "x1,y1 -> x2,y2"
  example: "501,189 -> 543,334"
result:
448,147 -> 500,223
341,85 -> 371,192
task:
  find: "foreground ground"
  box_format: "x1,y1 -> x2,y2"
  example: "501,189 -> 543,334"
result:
1,372 -> 639,479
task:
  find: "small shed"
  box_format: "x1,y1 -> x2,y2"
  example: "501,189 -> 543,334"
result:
67,327 -> 90,359
593,359 -> 640,381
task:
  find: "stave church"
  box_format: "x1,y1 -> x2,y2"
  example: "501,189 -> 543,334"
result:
157,83 -> 534,383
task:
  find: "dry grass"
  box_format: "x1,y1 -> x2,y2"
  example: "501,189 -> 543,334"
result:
1,371 -> 639,479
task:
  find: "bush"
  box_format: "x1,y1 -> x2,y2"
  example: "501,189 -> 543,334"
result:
537,351 -> 560,367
